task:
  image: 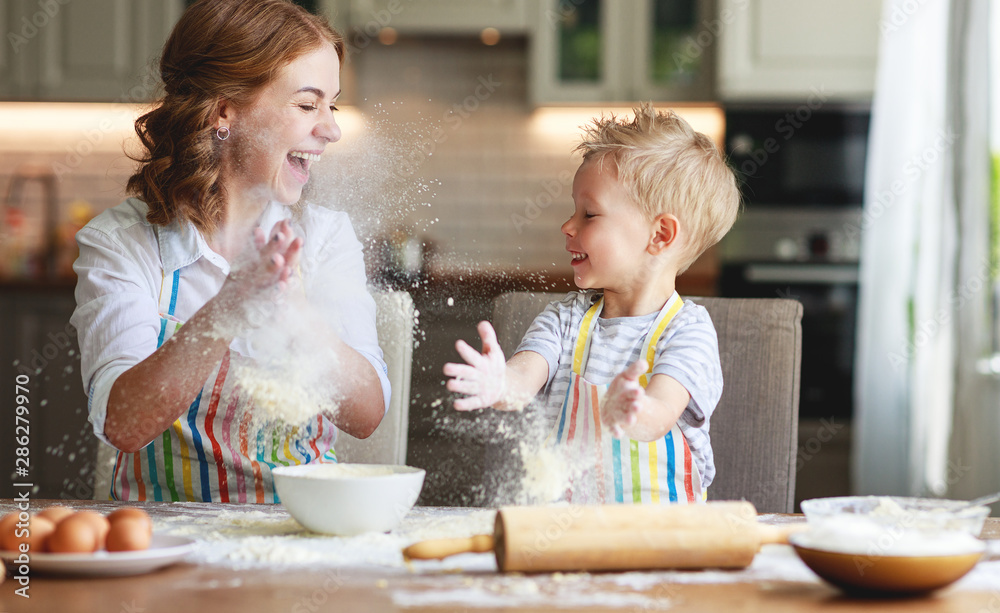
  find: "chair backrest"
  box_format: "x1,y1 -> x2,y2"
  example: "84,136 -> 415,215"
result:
92,290 -> 416,499
332,290 -> 415,465
490,291 -> 803,513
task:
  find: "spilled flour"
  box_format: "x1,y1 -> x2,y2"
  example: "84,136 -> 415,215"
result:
155,505 -> 496,570
390,573 -> 675,610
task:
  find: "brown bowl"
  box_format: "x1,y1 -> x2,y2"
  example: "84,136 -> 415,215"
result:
791,542 -> 984,595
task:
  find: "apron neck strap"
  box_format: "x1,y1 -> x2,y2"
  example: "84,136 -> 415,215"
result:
638,292 -> 683,387
572,292 -> 683,385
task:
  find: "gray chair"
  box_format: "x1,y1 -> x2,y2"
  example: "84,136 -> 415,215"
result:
490,291 -> 803,513
93,290 -> 415,499
335,290 -> 415,465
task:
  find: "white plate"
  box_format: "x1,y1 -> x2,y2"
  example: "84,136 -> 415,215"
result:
0,534 -> 196,577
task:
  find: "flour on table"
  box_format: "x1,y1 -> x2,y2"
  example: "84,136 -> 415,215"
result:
391,573 -> 674,610
156,506 -> 496,571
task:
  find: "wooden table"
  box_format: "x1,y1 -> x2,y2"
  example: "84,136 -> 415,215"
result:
1,500 -> 998,612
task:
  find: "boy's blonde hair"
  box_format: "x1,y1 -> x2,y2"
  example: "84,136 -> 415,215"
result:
576,103 -> 740,273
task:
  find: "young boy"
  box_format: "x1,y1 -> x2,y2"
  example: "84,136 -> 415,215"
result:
444,104 -> 740,504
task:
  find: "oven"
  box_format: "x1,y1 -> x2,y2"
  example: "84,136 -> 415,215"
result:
720,104 -> 870,419
719,258 -> 858,420
724,104 -> 870,209
719,104 -> 870,505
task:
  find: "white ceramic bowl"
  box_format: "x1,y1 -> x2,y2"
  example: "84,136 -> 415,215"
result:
272,463 -> 425,536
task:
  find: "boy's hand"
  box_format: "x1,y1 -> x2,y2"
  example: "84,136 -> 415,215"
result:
602,359 -> 648,438
444,321 -> 507,410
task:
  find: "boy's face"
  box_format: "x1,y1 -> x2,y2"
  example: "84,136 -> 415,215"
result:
562,158 -> 654,292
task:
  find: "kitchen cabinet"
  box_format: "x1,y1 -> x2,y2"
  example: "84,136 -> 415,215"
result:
2,0 -> 183,101
529,0 -> 714,105
716,0 -> 881,101
327,0 -> 530,34
0,2 -> 26,99
0,286 -> 94,501
0,14 -> 6,97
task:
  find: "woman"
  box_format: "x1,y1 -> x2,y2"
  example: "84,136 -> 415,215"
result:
71,0 -> 389,502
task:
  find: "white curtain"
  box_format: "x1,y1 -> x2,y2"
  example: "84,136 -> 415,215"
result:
948,1 -> 1000,503
854,0 -> 996,498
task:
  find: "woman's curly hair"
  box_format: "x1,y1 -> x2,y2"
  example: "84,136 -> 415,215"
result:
127,0 -> 345,236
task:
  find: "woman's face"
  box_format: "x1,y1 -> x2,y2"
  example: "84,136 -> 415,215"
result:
223,43 -> 342,207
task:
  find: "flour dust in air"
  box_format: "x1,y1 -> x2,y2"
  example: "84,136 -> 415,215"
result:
227,106 -> 443,432
230,287 -> 344,429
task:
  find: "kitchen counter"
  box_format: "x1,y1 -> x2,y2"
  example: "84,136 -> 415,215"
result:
2,500 -> 999,612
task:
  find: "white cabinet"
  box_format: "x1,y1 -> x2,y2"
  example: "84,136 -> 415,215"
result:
1,1 -> 30,99
717,0 -> 881,101
529,0 -> 714,105
3,0 -> 183,101
332,0 -> 530,34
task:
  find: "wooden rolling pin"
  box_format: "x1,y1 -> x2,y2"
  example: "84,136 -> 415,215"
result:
403,501 -> 802,572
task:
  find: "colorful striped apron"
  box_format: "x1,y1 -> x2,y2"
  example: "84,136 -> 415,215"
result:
548,292 -> 702,504
104,268 -> 338,502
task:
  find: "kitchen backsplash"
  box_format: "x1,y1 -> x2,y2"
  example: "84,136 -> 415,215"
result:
0,150 -> 133,280
0,36 -> 722,281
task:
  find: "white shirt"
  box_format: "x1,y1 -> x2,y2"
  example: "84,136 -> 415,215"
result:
71,197 -> 390,449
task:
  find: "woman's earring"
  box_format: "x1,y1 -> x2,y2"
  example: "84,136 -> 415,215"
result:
216,126 -> 231,141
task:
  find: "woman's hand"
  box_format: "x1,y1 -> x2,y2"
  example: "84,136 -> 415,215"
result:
444,321 -> 508,410
213,220 -> 304,333
105,221 -> 306,452
602,359 -> 648,438
221,219 -> 303,302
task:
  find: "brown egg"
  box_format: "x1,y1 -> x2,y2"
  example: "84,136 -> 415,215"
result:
37,505 -> 74,525
105,518 -> 153,552
107,508 -> 152,536
0,515 -> 55,553
47,513 -> 100,554
0,513 -> 19,551
71,511 -> 110,548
